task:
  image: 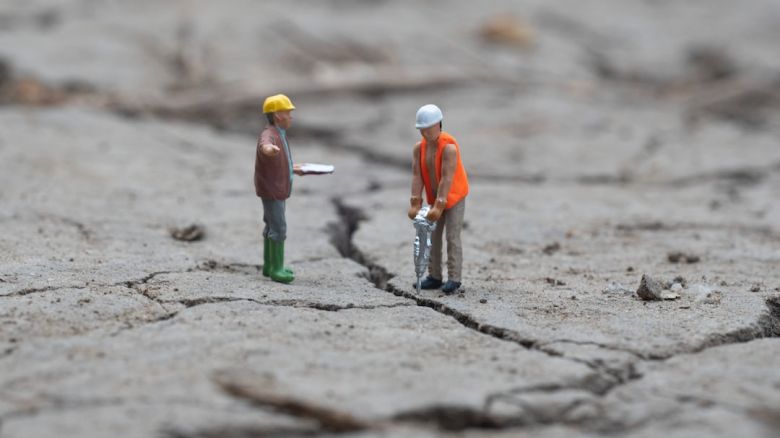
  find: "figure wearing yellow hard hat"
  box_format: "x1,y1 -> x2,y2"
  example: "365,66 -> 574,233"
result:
254,94 -> 334,284
254,94 -> 299,284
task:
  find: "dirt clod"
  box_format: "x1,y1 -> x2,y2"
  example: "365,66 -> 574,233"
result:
667,251 -> 700,264
542,242 -> 561,255
169,224 -> 205,242
637,274 -> 664,301
545,277 -> 566,286
479,15 -> 534,47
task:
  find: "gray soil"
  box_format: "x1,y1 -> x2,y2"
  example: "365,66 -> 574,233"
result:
1,1 -> 779,437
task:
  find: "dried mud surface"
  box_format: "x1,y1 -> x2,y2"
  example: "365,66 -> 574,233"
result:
1,1 -> 779,437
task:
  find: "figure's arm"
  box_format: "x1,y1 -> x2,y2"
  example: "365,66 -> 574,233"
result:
260,143 -> 280,157
426,144 -> 457,221
408,141 -> 423,220
259,130 -> 280,157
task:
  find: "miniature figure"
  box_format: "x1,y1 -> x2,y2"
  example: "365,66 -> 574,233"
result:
408,104 -> 469,294
255,94 -> 333,284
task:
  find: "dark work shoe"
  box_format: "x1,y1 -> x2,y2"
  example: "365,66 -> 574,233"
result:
415,276 -> 443,290
442,280 -> 462,294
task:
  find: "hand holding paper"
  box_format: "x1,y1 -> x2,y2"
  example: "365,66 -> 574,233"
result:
294,163 -> 335,175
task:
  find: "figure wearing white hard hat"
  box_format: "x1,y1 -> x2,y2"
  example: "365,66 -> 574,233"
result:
408,104 -> 470,294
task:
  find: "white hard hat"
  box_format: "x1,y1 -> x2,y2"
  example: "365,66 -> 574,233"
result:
415,104 -> 443,129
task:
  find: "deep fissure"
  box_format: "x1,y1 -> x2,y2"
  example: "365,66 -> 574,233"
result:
324,197 -> 780,432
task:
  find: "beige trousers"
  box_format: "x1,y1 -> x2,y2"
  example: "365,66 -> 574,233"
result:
428,198 -> 465,282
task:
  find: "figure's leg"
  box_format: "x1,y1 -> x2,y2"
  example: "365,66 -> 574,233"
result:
261,201 -> 271,277
262,237 -> 270,277
264,199 -> 293,284
443,199 -> 465,293
427,211 -> 445,282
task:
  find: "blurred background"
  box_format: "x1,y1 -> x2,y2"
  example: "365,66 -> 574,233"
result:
1,0 -> 779,183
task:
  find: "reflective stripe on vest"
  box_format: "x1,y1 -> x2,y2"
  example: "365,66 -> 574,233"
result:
420,131 -> 469,209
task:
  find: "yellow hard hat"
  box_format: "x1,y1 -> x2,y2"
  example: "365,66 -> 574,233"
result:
262,94 -> 295,113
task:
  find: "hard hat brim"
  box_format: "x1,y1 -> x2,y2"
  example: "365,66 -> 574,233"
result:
415,120 -> 440,129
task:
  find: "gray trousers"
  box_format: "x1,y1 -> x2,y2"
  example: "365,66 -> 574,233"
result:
429,198 -> 465,282
262,199 -> 287,242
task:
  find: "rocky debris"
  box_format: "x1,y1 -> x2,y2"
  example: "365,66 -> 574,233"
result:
662,290 -> 681,300
687,77 -> 780,131
689,284 -> 724,305
604,282 -> 634,296
636,274 -> 663,300
686,46 -> 738,82
636,274 -> 680,301
617,221 -> 665,232
702,290 -> 723,305
542,242 -> 561,255
545,277 -> 566,286
667,275 -> 688,289
169,224 -> 206,242
667,251 -> 700,264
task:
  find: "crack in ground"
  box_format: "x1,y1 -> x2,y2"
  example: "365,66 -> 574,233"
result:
533,339 -> 651,360
163,426 -> 321,438
615,220 -> 780,241
2,261 -> 410,323
325,196 -> 627,353
0,394 -> 239,426
325,198 -> 395,290
211,373 -> 604,435
0,345 -> 17,361
324,197 -> 780,432
536,339 -> 645,359
323,197 -> 635,429
50,215 -> 94,242
214,373 -> 370,434
1,284 -> 89,298
169,296 -> 411,312
667,161 -> 780,187
5,215 -> 776,435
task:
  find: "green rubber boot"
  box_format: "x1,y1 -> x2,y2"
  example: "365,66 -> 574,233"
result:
263,238 -> 292,277
269,239 -> 294,284
262,238 -> 271,277
274,239 -> 295,277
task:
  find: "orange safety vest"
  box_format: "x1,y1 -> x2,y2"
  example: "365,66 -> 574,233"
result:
420,131 -> 469,209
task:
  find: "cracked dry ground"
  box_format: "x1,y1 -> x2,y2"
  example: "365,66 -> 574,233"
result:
1,1 -> 780,437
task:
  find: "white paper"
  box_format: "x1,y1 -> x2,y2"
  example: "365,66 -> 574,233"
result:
299,163 -> 335,174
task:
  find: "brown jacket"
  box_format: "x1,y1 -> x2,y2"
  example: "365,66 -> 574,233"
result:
254,125 -> 292,200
